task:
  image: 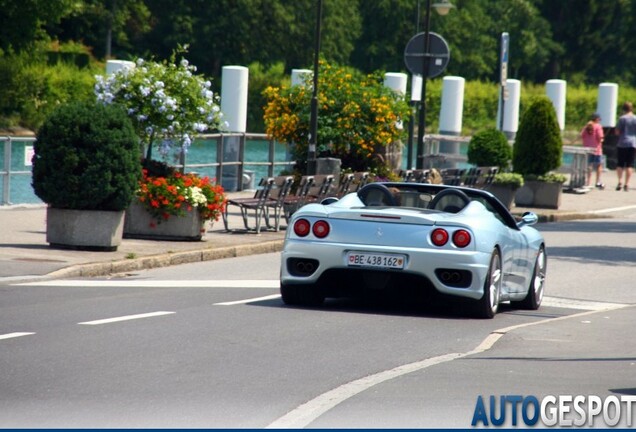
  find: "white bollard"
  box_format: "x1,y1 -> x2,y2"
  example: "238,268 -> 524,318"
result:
105,60 -> 135,75
597,83 -> 619,128
410,75 -> 422,102
221,66 -> 249,133
546,79 -> 567,131
439,76 -> 465,136
291,69 -> 312,87
496,79 -> 521,139
383,72 -> 408,96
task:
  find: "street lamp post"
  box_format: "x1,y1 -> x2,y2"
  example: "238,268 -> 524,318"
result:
307,0 -> 323,175
414,0 -> 454,169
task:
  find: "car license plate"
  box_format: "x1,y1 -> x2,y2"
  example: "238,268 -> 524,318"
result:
346,252 -> 405,269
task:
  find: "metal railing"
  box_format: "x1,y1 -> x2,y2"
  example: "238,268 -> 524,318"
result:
1,133 -> 295,205
1,132 -> 592,205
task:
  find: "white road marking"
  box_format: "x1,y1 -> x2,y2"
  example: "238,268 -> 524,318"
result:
16,280 -> 279,288
588,204 -> 636,214
0,332 -> 35,341
214,294 -> 281,306
78,311 -> 175,326
541,296 -> 628,311
266,303 -> 630,429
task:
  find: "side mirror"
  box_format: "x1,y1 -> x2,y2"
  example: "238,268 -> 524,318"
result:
517,211 -> 538,227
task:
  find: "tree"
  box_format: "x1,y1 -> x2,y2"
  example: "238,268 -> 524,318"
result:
351,0 -> 417,73
0,0 -> 74,53
47,0 -> 151,59
535,0 -> 635,85
140,0 -> 361,78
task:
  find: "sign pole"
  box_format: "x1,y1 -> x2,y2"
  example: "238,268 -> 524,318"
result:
499,32 -> 509,133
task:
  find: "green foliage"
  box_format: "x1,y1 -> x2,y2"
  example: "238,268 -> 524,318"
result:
467,128 -> 511,170
0,50 -> 97,130
461,80 -> 499,133
246,62 -> 288,133
493,172 -> 524,188
136,0 -> 361,78
524,172 -> 567,184
32,101 -> 141,210
0,0 -> 75,53
512,96 -> 563,177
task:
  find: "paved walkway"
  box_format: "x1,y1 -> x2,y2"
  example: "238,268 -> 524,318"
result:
1,186 -> 635,283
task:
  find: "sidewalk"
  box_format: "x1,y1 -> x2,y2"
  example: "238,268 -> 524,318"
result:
1,187 -> 634,283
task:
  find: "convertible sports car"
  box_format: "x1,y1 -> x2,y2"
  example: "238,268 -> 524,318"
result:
279,182 -> 546,318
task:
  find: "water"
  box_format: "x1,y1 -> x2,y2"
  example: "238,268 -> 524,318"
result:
0,137 -> 295,205
1,136 -> 577,205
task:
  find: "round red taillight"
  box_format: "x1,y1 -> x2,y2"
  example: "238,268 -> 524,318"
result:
293,218 -> 311,237
452,229 -> 471,248
312,220 -> 330,238
431,228 -> 449,246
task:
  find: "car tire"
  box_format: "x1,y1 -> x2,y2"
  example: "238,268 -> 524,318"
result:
474,249 -> 502,319
280,282 -> 325,307
513,245 -> 546,310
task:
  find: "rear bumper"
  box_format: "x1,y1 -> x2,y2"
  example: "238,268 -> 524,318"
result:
280,239 -> 491,301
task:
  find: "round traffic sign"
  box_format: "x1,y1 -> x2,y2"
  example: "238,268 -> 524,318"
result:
404,32 -> 450,78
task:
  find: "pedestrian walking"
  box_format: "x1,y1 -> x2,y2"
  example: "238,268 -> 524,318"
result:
615,102 -> 636,191
581,112 -> 604,189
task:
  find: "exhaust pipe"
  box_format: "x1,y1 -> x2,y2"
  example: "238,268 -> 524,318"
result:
289,258 -> 319,277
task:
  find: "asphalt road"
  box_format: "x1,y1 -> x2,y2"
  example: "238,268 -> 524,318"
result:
1,217 -> 635,428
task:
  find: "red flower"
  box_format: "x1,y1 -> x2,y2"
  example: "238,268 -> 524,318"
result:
135,168 -> 226,224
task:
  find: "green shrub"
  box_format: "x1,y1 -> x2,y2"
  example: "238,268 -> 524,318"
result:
248,61 -> 287,133
512,96 -> 563,177
493,172 -> 524,188
32,101 -> 141,210
0,51 -> 97,131
467,128 -> 511,170
525,172 -> 567,184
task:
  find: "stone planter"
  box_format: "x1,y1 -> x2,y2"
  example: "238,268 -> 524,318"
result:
484,184 -> 518,210
46,207 -> 124,251
124,201 -> 206,241
514,180 -> 563,209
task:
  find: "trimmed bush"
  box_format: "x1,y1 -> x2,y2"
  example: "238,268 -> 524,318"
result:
493,172 -> 524,188
32,101 -> 141,210
467,128 -> 511,170
512,96 -> 563,177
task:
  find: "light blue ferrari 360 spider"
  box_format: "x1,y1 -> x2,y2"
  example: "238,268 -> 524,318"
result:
280,182 -> 546,318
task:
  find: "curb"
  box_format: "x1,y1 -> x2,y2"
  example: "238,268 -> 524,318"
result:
46,240 -> 285,279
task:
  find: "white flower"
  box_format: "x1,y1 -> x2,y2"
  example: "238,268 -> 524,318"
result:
94,51 -> 225,158
188,186 -> 207,206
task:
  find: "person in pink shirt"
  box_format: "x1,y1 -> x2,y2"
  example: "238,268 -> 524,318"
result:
580,112 -> 605,189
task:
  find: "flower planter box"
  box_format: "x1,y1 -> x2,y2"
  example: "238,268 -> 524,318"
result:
484,184 -> 518,210
46,208 -> 124,251
124,201 -> 205,241
514,180 -> 563,209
